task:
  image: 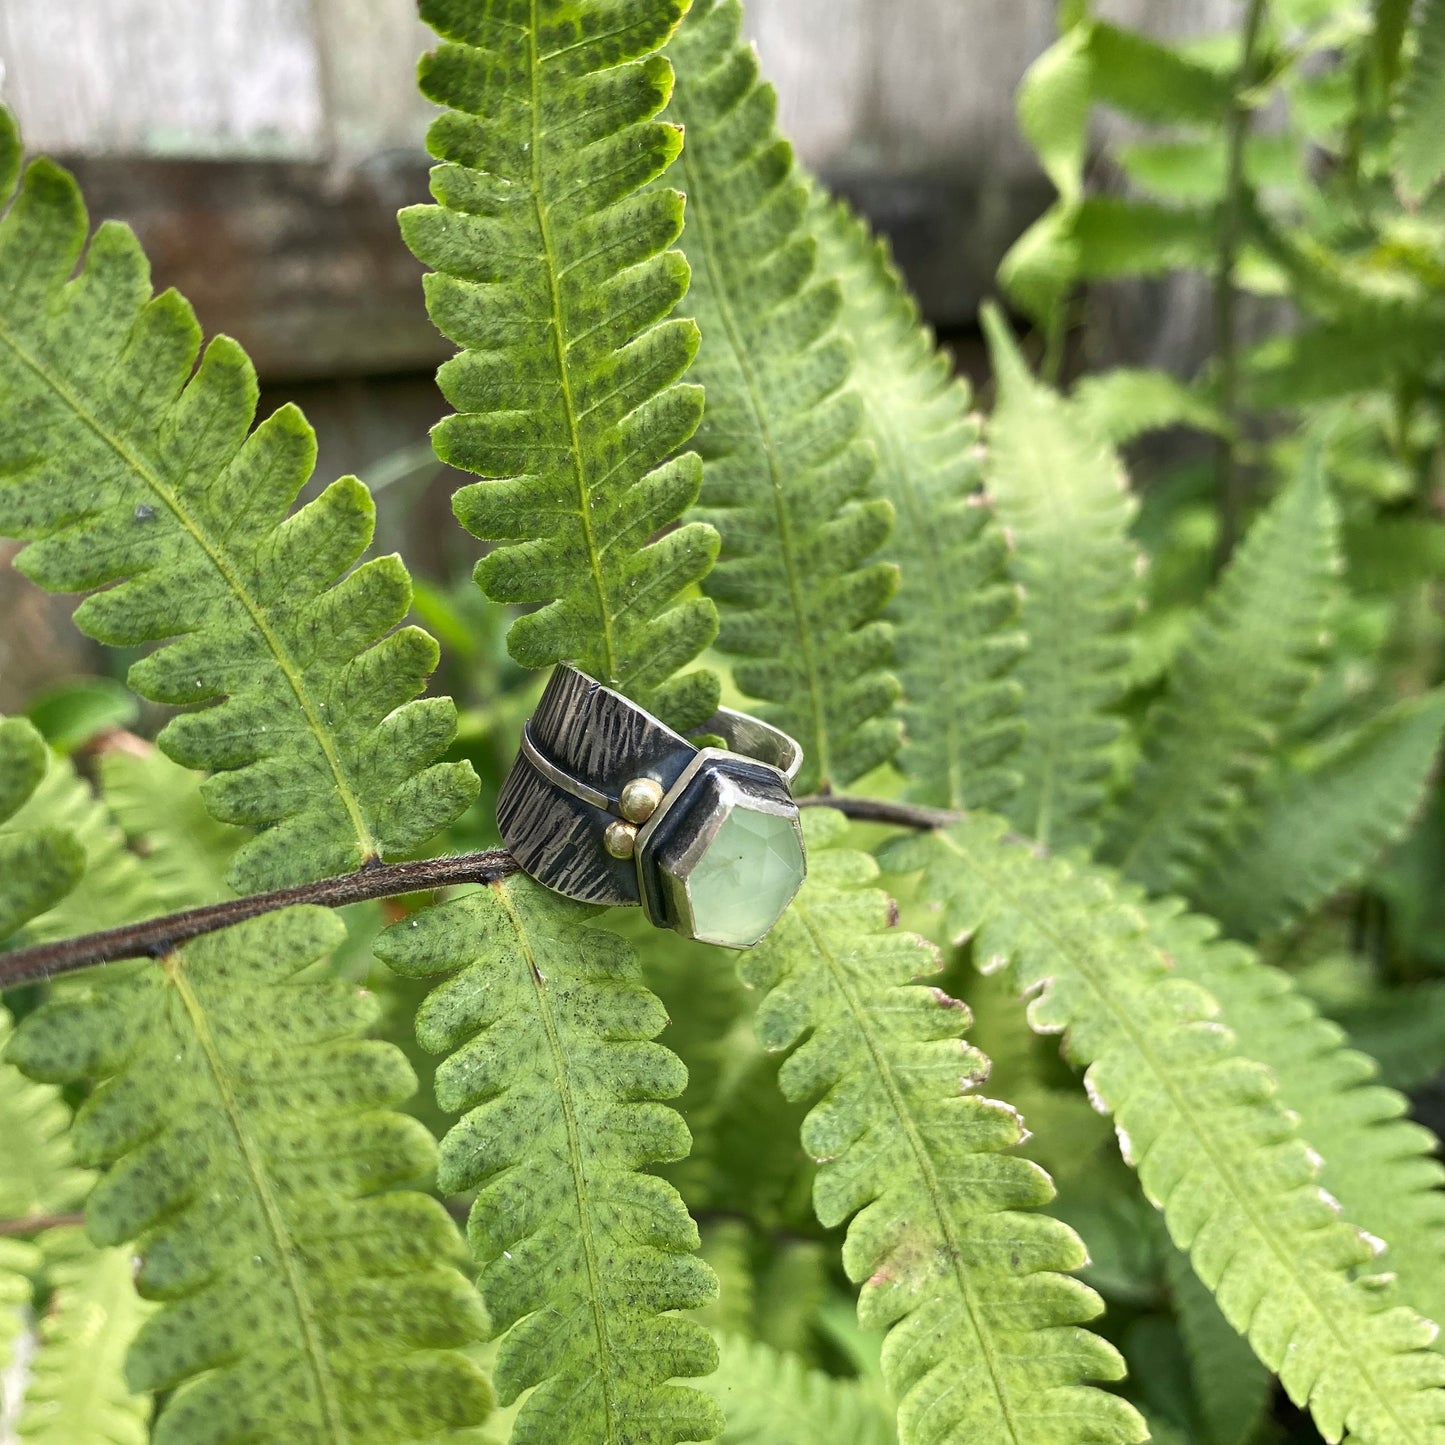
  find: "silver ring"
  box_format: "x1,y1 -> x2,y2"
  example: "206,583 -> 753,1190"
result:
497,666 -> 807,949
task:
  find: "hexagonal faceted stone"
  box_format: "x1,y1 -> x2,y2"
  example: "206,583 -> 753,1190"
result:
683,803 -> 805,949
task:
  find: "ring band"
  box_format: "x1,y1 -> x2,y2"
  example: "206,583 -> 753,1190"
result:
497,666 -> 807,948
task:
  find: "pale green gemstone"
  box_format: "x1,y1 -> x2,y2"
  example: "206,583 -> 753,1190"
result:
684,805 -> 805,948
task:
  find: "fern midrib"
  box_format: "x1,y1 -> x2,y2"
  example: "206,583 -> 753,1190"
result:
529,7 -> 619,685
0,313 -> 378,870
163,952 -> 347,1443
668,105 -> 832,782
496,882 -> 622,1440
933,830 -> 1429,1444
794,902 -> 1024,1444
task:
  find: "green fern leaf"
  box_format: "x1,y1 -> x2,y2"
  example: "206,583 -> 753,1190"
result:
662,0 -> 901,791
1018,24 -> 1093,203
375,876 -> 723,1445
1143,899 -> 1445,1335
0,1006 -> 150,1445
1084,23 -> 1234,125
1164,1247 -> 1274,1445
0,107 -> 478,892
981,308 -> 1140,850
1104,464 -> 1339,894
97,746 -> 244,910
1193,689 -> 1445,936
8,747 -> 163,942
6,909 -> 492,1444
743,810 -> 1145,1445
0,718 -> 83,944
701,1335 -> 896,1445
891,816 -> 1445,1445
1071,370 -> 1228,448
812,194 -> 1025,811
1395,0 -> 1445,201
19,1228 -> 153,1445
400,0 -> 720,730
1069,198 -> 1219,280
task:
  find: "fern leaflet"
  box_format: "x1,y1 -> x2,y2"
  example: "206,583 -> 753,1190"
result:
376,876 -> 723,1445
1193,689 -> 1445,936
1104,463 -> 1339,895
19,1228 -> 153,1445
401,0 -> 720,730
981,308 -> 1139,850
0,1005 -> 150,1444
0,108 -> 478,892
663,0 -> 901,791
743,810 -> 1145,1445
97,744 -> 245,911
1143,897 -> 1445,1334
1164,1246 -> 1274,1445
891,817 -> 1445,1445
701,1334 -> 896,1445
0,718 -> 84,943
6,910 -> 493,1445
811,192 -> 1025,811
1395,0 -> 1445,201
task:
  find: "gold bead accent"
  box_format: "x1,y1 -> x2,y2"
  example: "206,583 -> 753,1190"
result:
618,777 -> 664,824
603,820 -> 638,859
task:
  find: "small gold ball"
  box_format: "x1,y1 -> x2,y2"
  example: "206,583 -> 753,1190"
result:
618,777 -> 665,824
604,820 -> 638,859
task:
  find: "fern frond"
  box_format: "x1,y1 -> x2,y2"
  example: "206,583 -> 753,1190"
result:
1083,22 -> 1233,125
1104,464 -> 1339,895
400,0 -> 719,730
0,107 -> 478,892
981,309 -> 1140,851
1395,0 -> 1445,201
97,746 -> 243,910
19,1229 -> 152,1445
0,1008 -> 90,1229
1193,689 -> 1445,936
892,816 -> 1445,1445
743,810 -> 1145,1445
376,876 -> 723,1445
1071,370 -> 1227,448
8,747 -> 162,942
662,0 -> 901,791
812,194 -> 1025,811
0,1008 -> 147,1441
701,1335 -> 896,1445
1163,1246 -> 1274,1445
0,718 -> 84,944
1143,898 -> 1445,1334
6,910 -> 492,1444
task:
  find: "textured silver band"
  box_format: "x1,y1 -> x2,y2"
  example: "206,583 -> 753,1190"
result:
498,667 -> 803,908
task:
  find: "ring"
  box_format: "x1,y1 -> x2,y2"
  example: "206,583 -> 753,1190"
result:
497,666 -> 807,949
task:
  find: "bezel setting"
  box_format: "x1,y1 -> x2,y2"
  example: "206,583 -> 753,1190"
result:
634,749 -> 806,949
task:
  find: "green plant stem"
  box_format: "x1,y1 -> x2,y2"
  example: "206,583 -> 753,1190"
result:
0,796 -> 968,990
1215,0 -> 1269,569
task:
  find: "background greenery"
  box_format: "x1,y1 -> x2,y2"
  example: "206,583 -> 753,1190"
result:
2,1 -> 1445,1443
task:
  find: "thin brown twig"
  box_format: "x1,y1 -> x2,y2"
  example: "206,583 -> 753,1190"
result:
0,795 -> 967,991
0,1211 -> 86,1237
0,851 -> 518,990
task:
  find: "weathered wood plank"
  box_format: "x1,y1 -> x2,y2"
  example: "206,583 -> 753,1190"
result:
0,0 -> 325,157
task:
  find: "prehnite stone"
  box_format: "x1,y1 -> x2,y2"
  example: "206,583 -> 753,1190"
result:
684,805 -> 805,948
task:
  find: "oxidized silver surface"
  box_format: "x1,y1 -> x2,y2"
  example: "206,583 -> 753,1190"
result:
497,666 -> 805,943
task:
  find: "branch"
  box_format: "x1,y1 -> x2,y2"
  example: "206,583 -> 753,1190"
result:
0,796 -> 967,990
0,851 -> 519,989
1214,0 -> 1270,569
0,1212 -> 86,1237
